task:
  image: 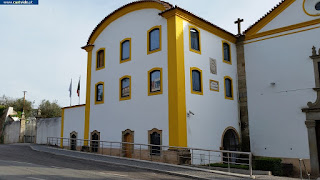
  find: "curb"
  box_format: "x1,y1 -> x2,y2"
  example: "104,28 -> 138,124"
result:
31,144 -> 254,179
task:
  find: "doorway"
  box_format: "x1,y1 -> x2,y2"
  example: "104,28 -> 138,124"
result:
91,130 -> 100,153
222,128 -> 240,163
70,131 -> 77,150
122,129 -> 134,158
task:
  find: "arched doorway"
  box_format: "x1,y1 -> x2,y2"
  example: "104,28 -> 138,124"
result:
70,131 -> 77,150
91,130 -> 100,153
148,128 -> 162,156
122,129 -> 134,158
222,127 -> 240,163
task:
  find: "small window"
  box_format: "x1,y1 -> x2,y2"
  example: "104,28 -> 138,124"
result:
316,2 -> 320,10
224,76 -> 233,100
148,68 -> 162,96
190,67 -> 203,95
189,27 -> 201,54
223,41 -> 231,64
95,82 -> 104,104
120,38 -> 131,63
120,76 -> 131,101
148,26 -> 161,54
96,48 -> 105,70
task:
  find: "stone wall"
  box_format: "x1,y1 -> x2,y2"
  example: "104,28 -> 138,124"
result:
36,117 -> 61,144
3,121 -> 20,144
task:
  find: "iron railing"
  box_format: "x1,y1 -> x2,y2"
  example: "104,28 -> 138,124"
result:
47,137 -> 253,178
299,159 -> 311,180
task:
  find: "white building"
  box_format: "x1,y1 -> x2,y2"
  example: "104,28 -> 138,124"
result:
61,0 -> 320,177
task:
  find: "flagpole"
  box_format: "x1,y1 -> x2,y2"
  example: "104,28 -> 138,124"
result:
79,76 -> 81,105
69,78 -> 72,106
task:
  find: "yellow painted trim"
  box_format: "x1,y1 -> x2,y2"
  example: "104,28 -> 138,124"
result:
148,67 -> 163,96
189,26 -> 201,54
209,80 -> 219,92
82,45 -> 94,145
161,8 -> 237,43
119,75 -> 131,101
224,76 -> 234,100
303,0 -> 320,16
147,25 -> 162,55
60,108 -> 64,148
167,15 -> 187,147
222,41 -> 232,65
245,0 -> 295,36
96,48 -> 105,71
190,67 -> 203,95
88,1 -> 166,44
245,25 -> 320,44
94,81 -> 104,105
120,38 -> 131,64
245,18 -> 320,41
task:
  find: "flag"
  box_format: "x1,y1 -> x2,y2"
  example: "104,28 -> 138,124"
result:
77,78 -> 80,97
69,79 -> 72,97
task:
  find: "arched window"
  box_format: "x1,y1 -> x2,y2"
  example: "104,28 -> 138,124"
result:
70,131 -> 77,151
91,130 -> 100,153
148,26 -> 161,54
223,41 -> 231,64
95,82 -> 104,104
148,68 -> 162,96
148,128 -> 162,156
189,26 -> 201,54
120,38 -> 131,63
316,2 -> 320,10
120,76 -> 131,101
96,48 -> 105,70
224,76 -> 233,100
190,67 -> 203,95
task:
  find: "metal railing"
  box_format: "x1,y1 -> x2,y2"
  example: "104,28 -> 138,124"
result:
299,159 -> 311,180
47,137 -> 253,178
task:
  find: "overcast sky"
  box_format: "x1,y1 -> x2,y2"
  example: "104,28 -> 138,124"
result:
0,0 -> 282,108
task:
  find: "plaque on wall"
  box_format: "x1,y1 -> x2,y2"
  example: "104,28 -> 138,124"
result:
210,80 -> 219,92
210,58 -> 217,74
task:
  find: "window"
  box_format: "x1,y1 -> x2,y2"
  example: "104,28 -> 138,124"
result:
95,82 -> 104,104
222,41 -> 231,64
189,26 -> 201,54
148,26 -> 161,54
190,67 -> 203,95
148,68 -> 162,96
120,38 -> 131,63
224,76 -> 233,100
96,48 -> 105,70
316,2 -> 320,10
148,128 -> 162,156
119,75 -> 131,101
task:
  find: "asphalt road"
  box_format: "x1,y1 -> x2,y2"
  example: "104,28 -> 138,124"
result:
0,144 -> 190,180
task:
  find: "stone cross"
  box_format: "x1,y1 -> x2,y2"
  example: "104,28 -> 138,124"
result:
234,18 -> 244,35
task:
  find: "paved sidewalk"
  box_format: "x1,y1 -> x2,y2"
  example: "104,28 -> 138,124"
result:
30,144 -> 296,180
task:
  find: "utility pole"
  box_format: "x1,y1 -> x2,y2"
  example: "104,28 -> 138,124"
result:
22,91 -> 27,112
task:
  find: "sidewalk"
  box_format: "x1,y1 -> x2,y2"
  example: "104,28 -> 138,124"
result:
30,144 -> 296,180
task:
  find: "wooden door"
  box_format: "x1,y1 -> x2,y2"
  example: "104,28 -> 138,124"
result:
124,133 -> 133,158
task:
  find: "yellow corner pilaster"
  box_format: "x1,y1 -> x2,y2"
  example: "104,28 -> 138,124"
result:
167,14 -> 187,147
60,108 -> 64,148
82,45 -> 94,146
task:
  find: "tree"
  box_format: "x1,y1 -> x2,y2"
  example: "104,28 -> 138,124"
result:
0,95 -> 34,118
38,100 -> 62,118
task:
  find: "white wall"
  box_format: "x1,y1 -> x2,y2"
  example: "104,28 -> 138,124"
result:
3,121 -> 20,144
245,28 -> 320,159
183,21 -> 240,150
89,8 -> 169,146
63,106 -> 85,140
36,117 -> 61,144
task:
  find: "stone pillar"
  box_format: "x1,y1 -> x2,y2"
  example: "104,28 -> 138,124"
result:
236,35 -> 251,152
305,120 -> 319,178
19,112 -> 26,143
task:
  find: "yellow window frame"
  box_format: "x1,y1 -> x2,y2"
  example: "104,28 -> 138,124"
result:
148,67 -> 163,96
120,38 -> 131,64
96,48 -> 105,71
190,67 -> 203,95
119,75 -> 131,101
95,81 -> 104,104
224,76 -> 234,100
189,26 -> 201,54
147,25 -> 162,55
222,41 -> 232,65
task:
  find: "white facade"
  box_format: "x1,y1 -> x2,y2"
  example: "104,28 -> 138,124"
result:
36,117 -> 61,144
63,105 -> 85,140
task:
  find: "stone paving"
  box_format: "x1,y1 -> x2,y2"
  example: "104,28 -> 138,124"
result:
30,144 -> 297,180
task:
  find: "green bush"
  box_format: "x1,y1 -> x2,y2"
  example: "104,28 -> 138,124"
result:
254,157 -> 283,176
209,163 -> 249,170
